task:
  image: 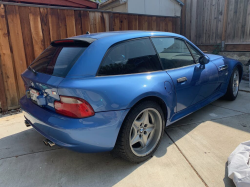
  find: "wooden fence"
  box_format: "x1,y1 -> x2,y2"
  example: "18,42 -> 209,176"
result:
181,0 -> 250,52
0,2 -> 180,112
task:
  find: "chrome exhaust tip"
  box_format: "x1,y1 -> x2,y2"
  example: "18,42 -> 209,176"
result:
43,139 -> 55,147
47,141 -> 55,147
43,139 -> 49,146
24,120 -> 31,127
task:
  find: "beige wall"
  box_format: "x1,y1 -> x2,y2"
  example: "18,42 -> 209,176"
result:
128,0 -> 181,16
100,0 -> 182,17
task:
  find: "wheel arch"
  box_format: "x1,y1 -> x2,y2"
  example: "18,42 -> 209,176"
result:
113,95 -> 169,152
235,63 -> 243,82
127,93 -> 169,122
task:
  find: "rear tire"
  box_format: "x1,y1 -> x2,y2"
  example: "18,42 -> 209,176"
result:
223,67 -> 240,101
113,101 -> 165,163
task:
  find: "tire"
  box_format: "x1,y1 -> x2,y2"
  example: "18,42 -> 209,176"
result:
113,100 -> 165,163
223,67 -> 240,101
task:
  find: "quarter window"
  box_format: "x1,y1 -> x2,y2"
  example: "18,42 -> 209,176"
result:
151,38 -> 195,70
98,38 -> 162,76
186,43 -> 203,63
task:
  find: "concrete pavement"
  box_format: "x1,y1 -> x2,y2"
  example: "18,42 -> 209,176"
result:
0,91 -> 250,187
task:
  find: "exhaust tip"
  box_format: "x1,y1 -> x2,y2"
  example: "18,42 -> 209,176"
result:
43,139 -> 55,147
48,141 -> 55,147
43,139 -> 49,146
24,120 -> 31,127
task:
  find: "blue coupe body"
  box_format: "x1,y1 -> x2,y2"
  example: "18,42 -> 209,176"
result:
20,31 -> 243,153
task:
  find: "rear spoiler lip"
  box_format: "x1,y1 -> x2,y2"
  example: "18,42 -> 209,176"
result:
51,38 -> 97,46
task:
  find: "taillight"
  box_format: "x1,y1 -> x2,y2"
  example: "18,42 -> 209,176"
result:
54,96 -> 95,118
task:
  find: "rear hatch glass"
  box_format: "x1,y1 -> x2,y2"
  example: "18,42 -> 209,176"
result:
30,45 -> 87,78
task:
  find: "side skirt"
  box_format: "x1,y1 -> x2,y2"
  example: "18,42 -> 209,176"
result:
166,91 -> 225,126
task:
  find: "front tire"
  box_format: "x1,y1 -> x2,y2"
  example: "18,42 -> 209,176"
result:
223,67 -> 240,101
113,101 -> 165,163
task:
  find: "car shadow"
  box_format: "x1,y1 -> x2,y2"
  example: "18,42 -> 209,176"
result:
164,95 -> 250,187
0,126 -> 170,186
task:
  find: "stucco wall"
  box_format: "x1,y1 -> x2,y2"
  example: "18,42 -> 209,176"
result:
127,0 -> 181,16
100,0 -> 182,17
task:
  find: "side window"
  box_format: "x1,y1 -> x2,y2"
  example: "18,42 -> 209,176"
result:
151,38 -> 195,70
98,38 -> 162,76
186,43 -> 203,63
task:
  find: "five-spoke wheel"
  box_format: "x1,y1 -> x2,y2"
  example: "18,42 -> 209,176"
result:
113,101 -> 164,163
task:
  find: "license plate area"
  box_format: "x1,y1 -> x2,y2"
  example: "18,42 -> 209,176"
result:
29,88 -> 40,104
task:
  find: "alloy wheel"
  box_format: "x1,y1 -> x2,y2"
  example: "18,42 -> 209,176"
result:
129,108 -> 162,157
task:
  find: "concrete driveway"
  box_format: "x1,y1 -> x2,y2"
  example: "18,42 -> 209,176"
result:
0,91 -> 250,187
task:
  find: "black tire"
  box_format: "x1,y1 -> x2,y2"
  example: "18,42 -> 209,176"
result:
223,67 -> 240,101
113,100 -> 165,163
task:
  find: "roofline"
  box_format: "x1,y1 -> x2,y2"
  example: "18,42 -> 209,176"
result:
2,0 -> 99,9
0,1 -> 180,18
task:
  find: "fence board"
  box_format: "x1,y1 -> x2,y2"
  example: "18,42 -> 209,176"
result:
103,13 -> 109,31
156,17 -> 161,31
235,1 -> 244,42
151,16 -> 157,31
217,0 -> 225,43
74,10 -> 82,35
190,0 -> 197,42
58,9 -> 67,39
81,11 -> 90,33
209,0 -> 217,44
245,1 -> 250,41
6,5 -> 27,99
113,13 -> 119,31
138,16 -> 148,31
240,0 -> 248,42
120,14 -> 128,30
65,9 -> 76,37
40,8 -> 51,48
95,12 -> 105,32
0,5 -> 18,109
167,18 -> 173,32
0,61 -> 7,112
185,0 -> 191,39
48,8 -> 60,41
19,6 -> 35,66
29,7 -> 44,58
89,12 -> 96,33
128,14 -> 138,30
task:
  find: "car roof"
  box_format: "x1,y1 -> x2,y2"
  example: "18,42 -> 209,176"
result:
66,31 -> 200,79
69,31 -> 184,43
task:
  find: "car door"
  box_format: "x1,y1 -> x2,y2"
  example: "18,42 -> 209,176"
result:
151,37 -> 219,112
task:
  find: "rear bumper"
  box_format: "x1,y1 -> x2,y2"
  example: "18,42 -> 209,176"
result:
20,96 -> 129,153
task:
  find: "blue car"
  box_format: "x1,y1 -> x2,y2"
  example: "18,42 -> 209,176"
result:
20,31 -> 242,162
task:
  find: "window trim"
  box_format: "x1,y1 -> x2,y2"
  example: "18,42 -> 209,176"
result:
96,37 -> 163,77
185,41 -> 204,63
150,36 -> 200,71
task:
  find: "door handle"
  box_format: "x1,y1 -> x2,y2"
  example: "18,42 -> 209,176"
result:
177,77 -> 187,83
219,65 -> 228,71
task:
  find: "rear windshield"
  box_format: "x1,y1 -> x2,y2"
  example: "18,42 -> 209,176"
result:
30,46 -> 86,77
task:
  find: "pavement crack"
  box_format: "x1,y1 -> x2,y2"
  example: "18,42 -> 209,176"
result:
0,148 -> 62,160
165,130 -> 209,187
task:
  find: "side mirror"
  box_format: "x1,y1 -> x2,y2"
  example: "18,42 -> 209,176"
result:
199,56 -> 209,65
